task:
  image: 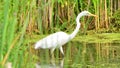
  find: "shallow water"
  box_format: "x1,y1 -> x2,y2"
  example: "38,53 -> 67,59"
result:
34,42 -> 120,68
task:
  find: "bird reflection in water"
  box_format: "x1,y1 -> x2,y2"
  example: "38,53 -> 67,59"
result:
35,58 -> 64,68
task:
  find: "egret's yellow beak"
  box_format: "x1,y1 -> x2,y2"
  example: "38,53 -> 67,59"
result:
89,13 -> 97,17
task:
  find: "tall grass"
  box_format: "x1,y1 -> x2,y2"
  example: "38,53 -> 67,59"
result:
0,0 -> 36,67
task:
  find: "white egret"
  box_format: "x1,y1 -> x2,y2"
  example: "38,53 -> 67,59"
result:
34,11 -> 96,56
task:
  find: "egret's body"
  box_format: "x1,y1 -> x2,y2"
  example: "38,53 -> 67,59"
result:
35,32 -> 69,49
35,32 -> 70,55
34,11 -> 96,56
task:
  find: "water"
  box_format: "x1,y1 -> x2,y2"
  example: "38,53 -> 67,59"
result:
34,42 -> 120,68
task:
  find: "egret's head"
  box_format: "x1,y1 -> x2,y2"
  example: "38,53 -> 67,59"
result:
76,11 -> 97,23
80,11 -> 97,17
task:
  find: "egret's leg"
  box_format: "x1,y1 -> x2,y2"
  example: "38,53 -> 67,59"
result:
60,58 -> 64,67
51,48 -> 55,59
59,47 -> 64,56
51,48 -> 55,54
51,58 -> 55,66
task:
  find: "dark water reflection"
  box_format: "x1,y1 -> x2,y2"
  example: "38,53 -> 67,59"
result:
35,42 -> 120,68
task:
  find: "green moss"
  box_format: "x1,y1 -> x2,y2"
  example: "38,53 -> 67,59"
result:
72,33 -> 120,43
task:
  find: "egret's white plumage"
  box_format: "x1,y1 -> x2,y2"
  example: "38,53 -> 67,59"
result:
34,11 -> 96,56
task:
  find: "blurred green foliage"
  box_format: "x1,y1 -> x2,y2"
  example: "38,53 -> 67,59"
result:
111,9 -> 120,32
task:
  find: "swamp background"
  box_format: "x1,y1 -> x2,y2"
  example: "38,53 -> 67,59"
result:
0,0 -> 120,68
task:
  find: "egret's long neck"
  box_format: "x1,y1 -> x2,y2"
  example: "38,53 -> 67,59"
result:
69,13 -> 83,39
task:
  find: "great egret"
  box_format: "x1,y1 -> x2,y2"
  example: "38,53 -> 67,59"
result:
34,11 -> 96,56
